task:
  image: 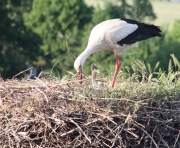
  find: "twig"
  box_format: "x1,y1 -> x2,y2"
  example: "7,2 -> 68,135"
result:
33,77 -> 49,88
157,130 -> 169,148
134,123 -> 158,148
144,106 -> 180,112
50,56 -> 68,76
65,34 -> 76,60
133,120 -> 145,128
8,86 -> 47,89
60,77 -> 91,86
69,119 -> 91,143
35,88 -> 49,102
103,141 -> 111,148
166,125 -> 180,131
125,112 -> 131,123
88,111 -> 117,125
13,67 -> 33,78
114,113 -> 132,139
92,97 -> 144,103
123,128 -> 139,138
60,118 -> 101,137
173,130 -> 180,148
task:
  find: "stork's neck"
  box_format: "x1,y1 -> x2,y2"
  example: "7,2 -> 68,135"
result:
78,46 -> 98,68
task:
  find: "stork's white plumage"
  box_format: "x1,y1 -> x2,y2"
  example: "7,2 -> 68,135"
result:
74,18 -> 161,88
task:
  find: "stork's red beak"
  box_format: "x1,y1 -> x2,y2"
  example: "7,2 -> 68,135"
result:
78,72 -> 82,84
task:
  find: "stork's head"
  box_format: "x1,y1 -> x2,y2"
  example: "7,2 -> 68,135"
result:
74,50 -> 93,84
74,56 -> 84,84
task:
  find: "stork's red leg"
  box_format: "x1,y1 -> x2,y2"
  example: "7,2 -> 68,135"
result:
112,52 -> 122,88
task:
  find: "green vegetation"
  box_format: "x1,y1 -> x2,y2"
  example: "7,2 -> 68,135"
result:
0,0 -> 41,78
152,0 -> 180,30
1,0 -> 180,79
75,54 -> 180,100
85,0 -> 180,29
25,0 -> 93,74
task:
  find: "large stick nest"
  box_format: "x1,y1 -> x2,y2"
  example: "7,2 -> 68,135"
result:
0,79 -> 180,147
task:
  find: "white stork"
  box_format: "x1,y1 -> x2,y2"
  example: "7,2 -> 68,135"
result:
74,18 -> 161,88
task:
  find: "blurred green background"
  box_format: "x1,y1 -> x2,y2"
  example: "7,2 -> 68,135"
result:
1,0 -> 180,78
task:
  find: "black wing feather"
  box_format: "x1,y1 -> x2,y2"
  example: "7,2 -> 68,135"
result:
117,18 -> 162,46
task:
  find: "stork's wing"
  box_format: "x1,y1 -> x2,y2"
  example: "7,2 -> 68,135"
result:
105,20 -> 138,45
117,19 -> 162,46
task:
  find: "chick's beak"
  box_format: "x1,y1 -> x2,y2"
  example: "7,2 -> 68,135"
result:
78,71 -> 82,84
